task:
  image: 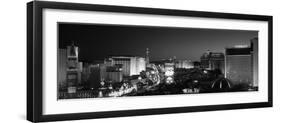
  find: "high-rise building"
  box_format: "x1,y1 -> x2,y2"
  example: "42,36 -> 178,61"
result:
200,51 -> 225,74
175,60 -> 194,69
107,56 -> 146,76
81,63 -> 92,83
106,65 -> 123,82
135,57 -> 146,75
251,38 -> 258,87
58,49 -> 67,89
164,62 -> 175,84
100,62 -> 112,81
66,42 -> 81,93
88,64 -> 101,89
87,63 -> 123,86
225,45 -> 253,85
77,62 -> 83,84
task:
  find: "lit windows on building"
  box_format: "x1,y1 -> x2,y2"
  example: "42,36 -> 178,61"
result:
164,63 -> 175,84
107,56 -> 146,76
175,60 -> 194,69
225,46 -> 253,86
66,42 -> 81,93
200,51 -> 225,74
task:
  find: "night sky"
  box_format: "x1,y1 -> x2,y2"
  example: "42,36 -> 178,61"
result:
59,23 -> 258,62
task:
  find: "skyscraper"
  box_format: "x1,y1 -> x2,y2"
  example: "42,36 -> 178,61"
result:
66,42 -> 80,93
200,51 -> 225,74
225,45 -> 253,86
175,60 -> 194,69
107,56 -> 146,76
58,49 -> 67,89
106,65 -> 123,82
251,38 -> 258,87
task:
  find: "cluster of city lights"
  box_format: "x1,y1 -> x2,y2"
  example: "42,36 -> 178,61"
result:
107,86 -> 137,97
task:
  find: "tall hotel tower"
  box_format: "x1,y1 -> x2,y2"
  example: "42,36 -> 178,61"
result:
66,42 -> 80,93
251,38 -> 258,88
225,38 -> 258,88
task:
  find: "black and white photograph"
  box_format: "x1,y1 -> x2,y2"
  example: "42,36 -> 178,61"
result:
25,1 -> 273,122
57,23 -> 259,99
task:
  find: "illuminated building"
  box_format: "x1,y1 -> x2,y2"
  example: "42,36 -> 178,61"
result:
100,61 -> 112,81
175,60 -> 194,69
251,38 -> 259,87
86,56 -> 141,86
77,62 -> 83,84
135,57 -> 146,75
58,49 -> 67,89
225,43 -> 255,86
81,63 -> 92,83
86,63 -> 121,89
107,56 -> 146,76
105,65 -> 123,82
200,51 -> 225,74
66,42 -> 82,93
164,62 -> 175,84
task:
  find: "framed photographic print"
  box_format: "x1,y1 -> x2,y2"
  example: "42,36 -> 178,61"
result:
27,1 -> 273,122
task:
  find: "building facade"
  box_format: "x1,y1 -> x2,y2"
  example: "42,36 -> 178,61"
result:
107,56 -> 146,76
225,45 -> 253,86
175,60 -> 194,69
251,38 -> 259,87
106,65 -> 123,82
164,62 -> 175,84
84,56 -> 146,88
200,51 -> 225,74
88,64 -> 101,89
66,43 -> 82,93
58,49 -> 67,89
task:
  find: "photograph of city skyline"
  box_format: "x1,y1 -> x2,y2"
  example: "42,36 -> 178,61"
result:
57,22 -> 259,99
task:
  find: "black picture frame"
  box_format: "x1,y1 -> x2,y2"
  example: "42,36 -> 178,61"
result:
27,1 -> 273,122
